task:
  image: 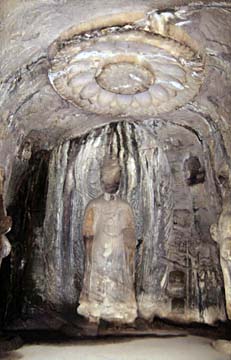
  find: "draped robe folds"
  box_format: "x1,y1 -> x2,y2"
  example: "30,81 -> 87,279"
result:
77,194 -> 137,323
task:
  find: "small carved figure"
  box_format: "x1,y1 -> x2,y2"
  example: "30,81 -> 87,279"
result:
184,156 -> 205,186
0,167 -> 12,268
20,140 -> 32,161
77,158 -> 137,323
210,200 -> 231,319
167,270 -> 186,299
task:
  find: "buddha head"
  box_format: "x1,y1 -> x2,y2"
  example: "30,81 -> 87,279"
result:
101,157 -> 121,194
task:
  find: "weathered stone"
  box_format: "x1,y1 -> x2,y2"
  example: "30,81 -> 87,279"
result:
0,168 -> 12,268
212,340 -> 231,356
48,20 -> 203,117
184,156 -> 205,186
210,199 -> 231,319
78,158 -> 137,324
5,120 -> 226,329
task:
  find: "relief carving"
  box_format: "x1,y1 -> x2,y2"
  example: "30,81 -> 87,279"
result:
184,156 -> 205,186
48,16 -> 203,117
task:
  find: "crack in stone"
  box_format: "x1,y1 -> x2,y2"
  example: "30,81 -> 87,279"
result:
1,55 -> 48,87
170,120 -> 203,144
6,90 -> 41,130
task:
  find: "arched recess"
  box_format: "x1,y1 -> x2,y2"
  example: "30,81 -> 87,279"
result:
4,119 -> 226,329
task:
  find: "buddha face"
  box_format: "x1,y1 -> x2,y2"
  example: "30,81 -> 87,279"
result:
101,158 -> 121,194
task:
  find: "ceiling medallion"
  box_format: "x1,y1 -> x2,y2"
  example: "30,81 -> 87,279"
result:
48,16 -> 204,117
96,61 -> 155,95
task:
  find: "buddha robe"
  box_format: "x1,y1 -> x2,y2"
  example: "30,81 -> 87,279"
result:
78,194 -> 137,323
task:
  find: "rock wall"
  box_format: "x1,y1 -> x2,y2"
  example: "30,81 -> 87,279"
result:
4,120 -> 227,329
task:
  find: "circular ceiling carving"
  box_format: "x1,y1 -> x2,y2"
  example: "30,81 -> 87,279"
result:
96,62 -> 155,95
48,25 -> 204,117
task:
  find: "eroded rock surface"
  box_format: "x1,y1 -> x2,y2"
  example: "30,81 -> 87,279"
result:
0,168 -> 12,268
5,120 -> 227,328
211,199 -> 231,319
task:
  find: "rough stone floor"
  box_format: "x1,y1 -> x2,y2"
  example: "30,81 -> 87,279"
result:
1,336 -> 230,360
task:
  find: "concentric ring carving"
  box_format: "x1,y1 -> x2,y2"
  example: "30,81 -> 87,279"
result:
49,26 -> 204,117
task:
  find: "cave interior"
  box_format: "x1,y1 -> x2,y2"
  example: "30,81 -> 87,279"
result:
0,0 -> 231,351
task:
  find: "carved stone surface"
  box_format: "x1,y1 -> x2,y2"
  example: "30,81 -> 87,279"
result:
184,156 -> 205,186
7,120 -> 220,325
48,16 -> 204,117
78,159 -> 137,323
0,168 -> 12,268
97,62 -> 154,95
211,200 -> 231,319
212,340 -> 231,356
